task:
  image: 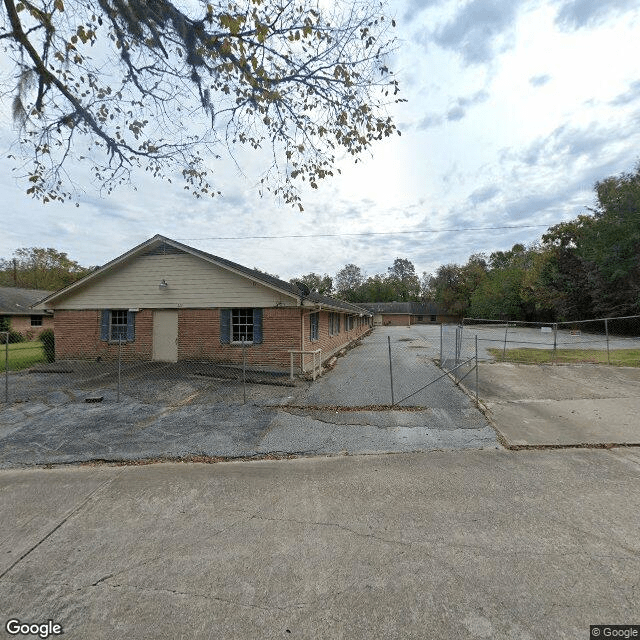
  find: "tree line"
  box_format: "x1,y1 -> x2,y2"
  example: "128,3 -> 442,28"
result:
425,164 -> 640,322
0,248 -> 93,291
292,256 -> 426,304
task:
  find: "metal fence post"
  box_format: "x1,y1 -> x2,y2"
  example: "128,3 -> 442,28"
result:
553,323 -> 558,365
439,323 -> 443,365
242,336 -> 247,404
3,333 -> 8,403
502,323 -> 509,360
475,334 -> 479,405
387,335 -> 395,406
605,318 -> 610,365
117,337 -> 122,402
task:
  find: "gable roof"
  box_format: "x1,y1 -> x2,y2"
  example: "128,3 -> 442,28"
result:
36,235 -> 371,316
0,287 -> 53,316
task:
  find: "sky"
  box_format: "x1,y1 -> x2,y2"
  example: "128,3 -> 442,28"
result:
1,0 -> 639,284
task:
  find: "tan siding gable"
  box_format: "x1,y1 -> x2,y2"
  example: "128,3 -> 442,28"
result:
51,253 -> 297,309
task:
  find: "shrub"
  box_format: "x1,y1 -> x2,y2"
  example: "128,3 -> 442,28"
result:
39,329 -> 55,362
0,330 -> 25,344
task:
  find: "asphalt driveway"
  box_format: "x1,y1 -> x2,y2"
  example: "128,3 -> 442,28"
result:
0,327 -> 497,467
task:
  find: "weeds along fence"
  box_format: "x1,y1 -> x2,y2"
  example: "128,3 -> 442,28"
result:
461,315 -> 640,365
1,334 -> 318,405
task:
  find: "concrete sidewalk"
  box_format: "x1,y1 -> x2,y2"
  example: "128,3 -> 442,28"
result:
479,363 -> 640,446
1,448 -> 639,639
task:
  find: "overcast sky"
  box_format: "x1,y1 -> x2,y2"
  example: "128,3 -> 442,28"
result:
1,0 -> 639,283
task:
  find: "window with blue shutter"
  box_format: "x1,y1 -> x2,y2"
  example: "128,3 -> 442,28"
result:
221,308 -> 263,344
220,308 -> 231,344
100,309 -> 135,342
252,308 -> 263,344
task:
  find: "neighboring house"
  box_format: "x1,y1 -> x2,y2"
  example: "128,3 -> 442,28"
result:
33,235 -> 372,372
0,287 -> 54,338
358,302 -> 459,326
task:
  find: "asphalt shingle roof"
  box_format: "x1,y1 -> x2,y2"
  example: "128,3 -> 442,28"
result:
0,287 -> 53,315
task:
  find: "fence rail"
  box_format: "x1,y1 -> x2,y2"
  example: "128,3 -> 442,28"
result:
461,315 -> 640,366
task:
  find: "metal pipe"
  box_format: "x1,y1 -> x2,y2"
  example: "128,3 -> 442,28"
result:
242,337 -> 246,404
502,323 -> 509,360
475,334 -> 479,405
4,333 -> 8,403
387,335 -> 394,406
117,337 -> 122,402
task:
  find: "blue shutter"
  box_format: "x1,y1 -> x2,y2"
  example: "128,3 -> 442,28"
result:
126,311 -> 136,342
220,309 -> 231,344
100,310 -> 110,341
253,308 -> 263,344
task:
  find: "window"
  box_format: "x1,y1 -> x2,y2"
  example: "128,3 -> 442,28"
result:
310,312 -> 319,341
30,315 -> 43,327
430,315 -> 437,322
345,315 -> 354,331
220,309 -> 263,345
232,308 -> 253,342
100,309 -> 135,342
110,310 -> 128,341
329,312 -> 341,336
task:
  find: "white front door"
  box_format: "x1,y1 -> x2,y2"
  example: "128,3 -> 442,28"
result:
152,310 -> 178,362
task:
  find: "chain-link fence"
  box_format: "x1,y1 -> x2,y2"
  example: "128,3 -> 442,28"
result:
2,327 -> 480,409
461,315 -> 640,365
1,333 -> 319,406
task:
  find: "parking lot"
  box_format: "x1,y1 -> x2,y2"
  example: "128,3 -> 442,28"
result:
0,327 -> 497,468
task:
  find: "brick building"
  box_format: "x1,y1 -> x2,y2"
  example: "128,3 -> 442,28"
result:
0,287 -> 54,339
34,235 -> 371,372
358,302 -> 460,326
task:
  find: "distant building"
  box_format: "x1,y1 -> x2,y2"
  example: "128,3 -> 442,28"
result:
357,302 -> 459,326
0,287 -> 54,338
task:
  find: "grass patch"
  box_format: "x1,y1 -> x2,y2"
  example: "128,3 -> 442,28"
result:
0,341 -> 47,371
487,347 -> 640,366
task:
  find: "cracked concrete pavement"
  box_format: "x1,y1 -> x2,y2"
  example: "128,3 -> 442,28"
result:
0,327 -> 497,467
1,448 -> 639,638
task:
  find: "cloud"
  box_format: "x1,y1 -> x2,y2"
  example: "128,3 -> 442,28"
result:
555,0 -> 638,30
469,184 -> 500,206
610,80 -> 640,106
516,123 -> 614,168
402,0 -> 443,23
447,106 -> 466,121
529,74 -> 551,87
418,89 -> 489,128
417,113 -> 444,130
433,0 -> 523,64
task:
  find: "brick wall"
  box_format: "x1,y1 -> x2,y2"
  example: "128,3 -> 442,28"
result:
7,314 -> 54,340
302,310 -> 371,369
178,307 -> 301,369
379,314 -> 411,326
54,309 -> 153,361
53,307 -> 372,369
